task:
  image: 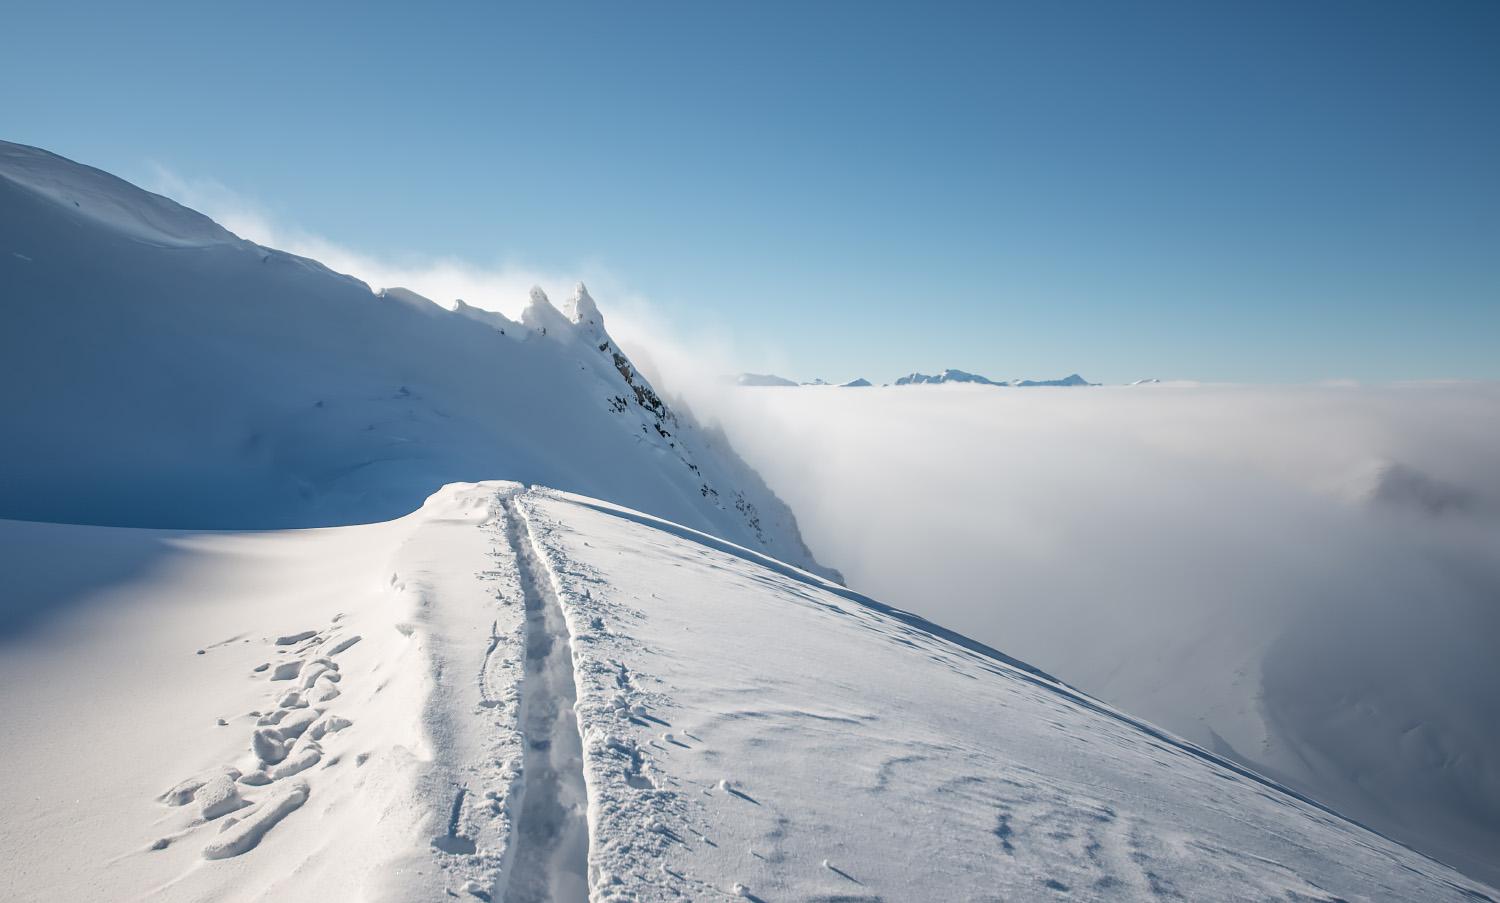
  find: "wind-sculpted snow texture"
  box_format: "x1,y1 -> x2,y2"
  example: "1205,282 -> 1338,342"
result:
0,140 -> 831,581
3,483 -> 1495,901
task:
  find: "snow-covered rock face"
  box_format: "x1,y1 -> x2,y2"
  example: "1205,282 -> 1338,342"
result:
0,483 -> 1493,901
0,140 -> 832,580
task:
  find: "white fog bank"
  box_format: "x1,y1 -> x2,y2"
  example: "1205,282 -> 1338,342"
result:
706,382 -> 1500,885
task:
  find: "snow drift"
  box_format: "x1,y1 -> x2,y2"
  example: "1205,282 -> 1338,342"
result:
0,140 -> 830,579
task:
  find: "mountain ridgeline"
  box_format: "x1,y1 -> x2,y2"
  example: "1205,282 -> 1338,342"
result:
0,140 -> 835,580
894,369 -> 1095,387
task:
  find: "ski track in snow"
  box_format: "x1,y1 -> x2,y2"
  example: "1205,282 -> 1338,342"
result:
501,494 -> 592,902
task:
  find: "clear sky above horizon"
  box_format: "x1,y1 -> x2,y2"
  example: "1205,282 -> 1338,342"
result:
4,1 -> 1497,384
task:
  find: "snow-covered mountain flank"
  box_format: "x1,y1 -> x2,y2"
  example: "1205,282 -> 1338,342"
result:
0,140 -> 830,580
2,483 -> 1495,902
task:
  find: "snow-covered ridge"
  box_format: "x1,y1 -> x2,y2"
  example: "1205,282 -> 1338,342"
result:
0,483 -> 1492,901
0,140 -> 833,580
0,141 -> 239,248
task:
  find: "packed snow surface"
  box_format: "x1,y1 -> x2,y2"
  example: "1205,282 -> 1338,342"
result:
0,483 -> 1493,901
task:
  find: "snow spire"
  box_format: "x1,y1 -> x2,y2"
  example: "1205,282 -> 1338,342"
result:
566,281 -> 604,330
521,285 -> 568,335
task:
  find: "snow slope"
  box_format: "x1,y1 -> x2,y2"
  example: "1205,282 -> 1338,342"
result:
0,140 -> 829,579
1,483 -> 1493,902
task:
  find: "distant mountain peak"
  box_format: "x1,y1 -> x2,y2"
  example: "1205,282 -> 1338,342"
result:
894,369 -> 1003,386
734,373 -> 800,387
1014,373 -> 1094,387
894,369 -> 1095,387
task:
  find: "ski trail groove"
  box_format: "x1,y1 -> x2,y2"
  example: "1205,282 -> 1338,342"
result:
502,494 -> 591,903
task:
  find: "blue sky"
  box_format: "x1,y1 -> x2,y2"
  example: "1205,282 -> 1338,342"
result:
4,1 -> 1497,383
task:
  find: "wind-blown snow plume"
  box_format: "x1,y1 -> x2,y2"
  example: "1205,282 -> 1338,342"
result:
145,165 -> 615,317
144,165 -> 757,416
